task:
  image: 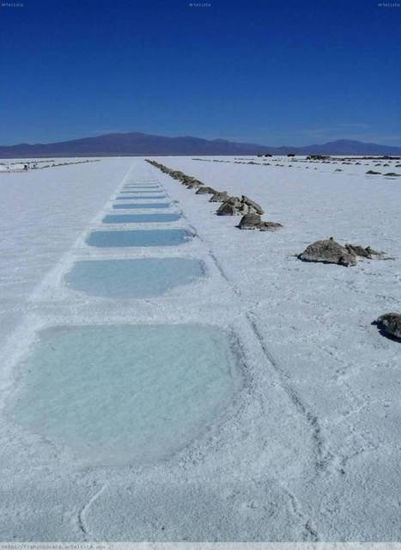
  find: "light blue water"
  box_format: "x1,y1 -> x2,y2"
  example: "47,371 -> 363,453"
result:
124,184 -> 160,189
116,195 -> 166,200
122,189 -> 162,193
10,325 -> 241,465
86,229 -> 192,247
112,203 -> 170,209
122,191 -> 162,194
103,213 -> 181,224
65,258 -> 204,298
121,192 -> 162,195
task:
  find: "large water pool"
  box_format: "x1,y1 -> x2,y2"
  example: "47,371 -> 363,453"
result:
86,229 -> 192,247
9,325 -> 241,465
65,258 -> 204,298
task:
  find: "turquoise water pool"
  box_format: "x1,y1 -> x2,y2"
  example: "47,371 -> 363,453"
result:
123,184 -> 160,189
116,195 -> 166,200
103,213 -> 181,224
112,203 -> 170,209
65,258 -> 204,298
122,189 -> 162,193
10,325 -> 241,465
86,229 -> 192,247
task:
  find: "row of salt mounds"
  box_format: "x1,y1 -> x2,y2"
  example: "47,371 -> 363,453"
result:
147,161 -> 400,343
146,160 -> 282,232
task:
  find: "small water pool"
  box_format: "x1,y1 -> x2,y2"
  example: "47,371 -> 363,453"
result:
112,203 -> 170,209
10,325 -> 241,465
116,195 -> 166,200
65,258 -> 204,298
122,189 -> 162,193
86,229 -> 192,247
103,213 -> 181,224
124,184 -> 160,189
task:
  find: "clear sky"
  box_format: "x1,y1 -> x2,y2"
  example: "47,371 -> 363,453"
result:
1,0 -> 400,146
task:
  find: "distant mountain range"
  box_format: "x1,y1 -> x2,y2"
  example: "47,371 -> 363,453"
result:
0,132 -> 400,158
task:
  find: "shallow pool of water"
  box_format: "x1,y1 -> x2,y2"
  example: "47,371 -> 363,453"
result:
103,213 -> 181,224
65,258 -> 204,298
124,184 -> 160,189
116,195 -> 166,200
86,229 -> 192,247
112,203 -> 170,209
10,325 -> 241,465
122,189 -> 162,193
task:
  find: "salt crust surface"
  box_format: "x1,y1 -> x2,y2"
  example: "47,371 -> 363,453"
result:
0,156 -> 400,540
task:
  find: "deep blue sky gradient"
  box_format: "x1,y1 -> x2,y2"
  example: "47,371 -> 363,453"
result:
1,0 -> 400,145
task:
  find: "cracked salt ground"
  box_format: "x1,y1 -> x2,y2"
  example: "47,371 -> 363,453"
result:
81,480 -> 304,540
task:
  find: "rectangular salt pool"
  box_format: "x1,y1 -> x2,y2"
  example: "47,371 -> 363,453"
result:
116,195 -> 166,200
112,203 -> 170,209
122,189 -> 162,193
65,258 -> 204,298
123,185 -> 160,189
9,325 -> 241,465
103,213 -> 181,223
86,229 -> 192,247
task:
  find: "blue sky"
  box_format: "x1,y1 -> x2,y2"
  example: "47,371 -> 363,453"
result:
0,0 -> 400,146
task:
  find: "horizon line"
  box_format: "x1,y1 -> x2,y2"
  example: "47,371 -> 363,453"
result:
0,131 -> 400,150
